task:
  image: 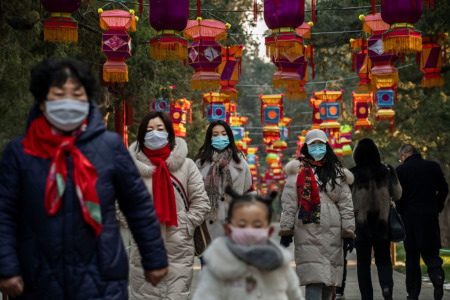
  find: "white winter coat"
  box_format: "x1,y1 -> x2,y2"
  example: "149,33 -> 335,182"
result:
192,237 -> 302,300
279,159 -> 355,287
196,156 -> 253,239
127,138 -> 210,300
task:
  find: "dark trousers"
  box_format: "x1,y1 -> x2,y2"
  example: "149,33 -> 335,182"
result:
355,240 -> 393,300
335,248 -> 348,294
405,247 -> 445,298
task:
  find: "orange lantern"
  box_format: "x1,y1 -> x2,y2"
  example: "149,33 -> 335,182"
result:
353,92 -> 373,130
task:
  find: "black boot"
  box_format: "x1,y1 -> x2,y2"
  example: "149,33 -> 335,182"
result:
433,276 -> 444,300
382,287 -> 393,300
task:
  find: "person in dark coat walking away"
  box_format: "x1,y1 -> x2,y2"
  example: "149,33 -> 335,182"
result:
396,144 -> 449,300
350,138 -> 402,300
0,58 -> 168,299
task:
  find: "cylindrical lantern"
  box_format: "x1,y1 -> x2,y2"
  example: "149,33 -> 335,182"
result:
314,90 -> 343,138
419,36 -> 444,87
350,38 -> 373,92
203,92 -> 230,123
41,0 -> 81,43
219,45 -> 244,100
149,0 -> 189,61
100,9 -> 136,83
184,19 -> 228,90
381,0 -> 423,53
170,98 -> 192,137
352,92 -> 373,130
375,88 -> 396,134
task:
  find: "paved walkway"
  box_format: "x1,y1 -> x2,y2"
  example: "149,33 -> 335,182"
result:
191,223 -> 450,300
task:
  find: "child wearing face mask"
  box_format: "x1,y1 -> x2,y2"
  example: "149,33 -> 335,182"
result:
192,188 -> 302,300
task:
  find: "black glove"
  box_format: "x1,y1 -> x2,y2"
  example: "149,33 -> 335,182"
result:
280,236 -> 293,248
343,238 -> 354,253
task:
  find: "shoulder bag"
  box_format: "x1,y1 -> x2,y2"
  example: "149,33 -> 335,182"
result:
386,164 -> 406,242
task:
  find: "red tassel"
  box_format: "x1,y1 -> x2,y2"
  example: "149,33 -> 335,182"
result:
372,0 -> 376,14
139,0 -> 143,15
197,0 -> 201,18
311,0 -> 315,23
310,43 -> 315,80
401,51 -> 405,63
381,0 -> 385,5
390,120 -> 394,138
254,0 -> 257,22
189,107 -> 192,123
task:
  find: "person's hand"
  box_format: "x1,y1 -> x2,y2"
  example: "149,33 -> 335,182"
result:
0,276 -> 24,297
343,238 -> 354,253
280,236 -> 293,248
144,267 -> 168,287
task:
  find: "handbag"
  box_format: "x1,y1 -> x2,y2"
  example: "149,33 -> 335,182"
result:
170,174 -> 212,256
389,202 -> 406,242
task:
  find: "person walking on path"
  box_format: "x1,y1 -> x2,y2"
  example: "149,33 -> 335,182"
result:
351,138 -> 402,300
195,120 -> 254,240
0,58 -> 168,299
396,144 -> 449,300
278,129 -> 355,300
192,189 -> 302,300
125,111 -> 211,300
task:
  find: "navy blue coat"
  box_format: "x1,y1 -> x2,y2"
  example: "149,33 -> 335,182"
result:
0,103 -> 168,299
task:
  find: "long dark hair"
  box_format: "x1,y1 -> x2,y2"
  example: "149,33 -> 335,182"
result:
300,142 -> 345,191
194,120 -> 242,165
351,138 -> 391,189
135,111 -> 176,152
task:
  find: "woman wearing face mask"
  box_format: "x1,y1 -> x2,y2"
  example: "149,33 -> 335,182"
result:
278,129 -> 355,300
125,111 -> 210,300
0,58 -> 168,299
194,120 -> 254,240
192,189 -> 302,300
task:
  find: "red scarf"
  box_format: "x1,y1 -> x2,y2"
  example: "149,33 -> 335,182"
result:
296,155 -> 325,224
22,116 -> 102,236
143,145 -> 178,227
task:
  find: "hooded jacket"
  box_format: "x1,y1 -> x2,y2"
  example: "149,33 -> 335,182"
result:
0,103 -> 167,300
279,159 -> 355,286
192,237 -> 302,300
126,138 -> 210,300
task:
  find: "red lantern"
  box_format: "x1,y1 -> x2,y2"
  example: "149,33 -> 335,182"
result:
350,38 -> 373,92
219,45 -> 244,100
419,36 -> 444,88
100,10 -> 136,83
41,0 -> 81,43
352,92 -> 373,130
170,98 -> 192,137
309,97 -> 323,130
184,19 -> 228,90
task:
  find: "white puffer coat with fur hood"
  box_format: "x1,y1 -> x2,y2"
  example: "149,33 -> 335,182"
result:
279,159 -> 355,287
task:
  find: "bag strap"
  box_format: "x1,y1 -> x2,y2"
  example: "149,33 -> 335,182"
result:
384,163 -> 395,205
170,173 -> 190,211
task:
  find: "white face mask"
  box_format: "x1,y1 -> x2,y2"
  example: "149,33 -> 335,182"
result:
144,130 -> 169,150
43,98 -> 90,132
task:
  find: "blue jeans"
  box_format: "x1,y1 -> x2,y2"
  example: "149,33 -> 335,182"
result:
305,283 -> 333,300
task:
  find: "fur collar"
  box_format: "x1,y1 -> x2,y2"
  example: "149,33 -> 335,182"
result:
285,159 -> 354,185
203,237 -> 292,280
128,137 -> 188,177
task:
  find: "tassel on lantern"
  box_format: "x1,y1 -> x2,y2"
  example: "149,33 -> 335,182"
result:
382,25 -> 422,53
44,13 -> 78,43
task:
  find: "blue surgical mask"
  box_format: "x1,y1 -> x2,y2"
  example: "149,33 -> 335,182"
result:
308,143 -> 327,161
211,136 -> 230,151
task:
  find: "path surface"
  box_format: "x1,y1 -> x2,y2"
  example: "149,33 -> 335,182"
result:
191,223 -> 450,300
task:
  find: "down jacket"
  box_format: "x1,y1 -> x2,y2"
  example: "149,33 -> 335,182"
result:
125,138 -> 210,300
192,237 -> 302,300
0,103 -> 167,300
279,159 -> 355,287
196,156 -> 253,239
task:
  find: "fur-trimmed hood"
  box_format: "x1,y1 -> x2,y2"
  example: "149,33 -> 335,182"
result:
128,137 -> 188,177
284,159 -> 354,185
203,237 -> 292,280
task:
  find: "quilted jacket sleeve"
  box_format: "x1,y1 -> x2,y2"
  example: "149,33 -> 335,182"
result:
279,161 -> 300,236
329,171 -> 355,238
0,141 -> 22,278
113,136 -> 168,271
185,159 -> 211,228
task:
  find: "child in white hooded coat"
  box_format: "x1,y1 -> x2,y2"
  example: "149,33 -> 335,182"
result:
193,190 -> 301,300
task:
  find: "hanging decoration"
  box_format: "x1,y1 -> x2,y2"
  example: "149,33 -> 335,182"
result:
418,34 -> 446,88
170,98 -> 192,137
247,147 -> 260,184
340,125 -> 353,156
312,90 -> 343,139
260,94 -> 284,144
41,0 -> 81,43
350,36 -> 373,92
375,89 -> 396,135
203,92 -> 231,123
296,134 -> 306,157
219,45 -> 244,100
151,98 -> 170,113
231,115 -> 248,152
115,99 -> 133,147
353,92 -> 373,130
381,0 -> 423,53
184,19 -> 228,90
309,97 -> 323,130
330,135 -> 343,157
99,9 -> 137,83
148,0 -> 189,62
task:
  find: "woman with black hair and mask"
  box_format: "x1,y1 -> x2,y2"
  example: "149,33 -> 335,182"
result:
350,138 -> 402,300
194,120 -> 254,240
278,129 -> 355,300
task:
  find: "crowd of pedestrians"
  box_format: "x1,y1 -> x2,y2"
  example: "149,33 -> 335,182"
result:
0,58 -> 448,300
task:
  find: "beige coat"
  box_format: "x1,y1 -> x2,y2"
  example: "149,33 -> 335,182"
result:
192,237 -> 302,300
126,138 -> 210,300
196,156 -> 253,239
279,159 -> 355,287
